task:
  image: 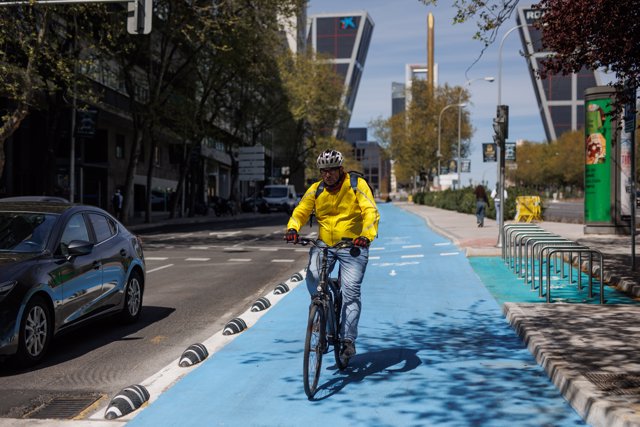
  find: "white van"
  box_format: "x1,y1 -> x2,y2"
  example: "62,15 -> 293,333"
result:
263,184 -> 297,214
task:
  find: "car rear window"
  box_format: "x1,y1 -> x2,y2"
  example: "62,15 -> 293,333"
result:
88,213 -> 117,242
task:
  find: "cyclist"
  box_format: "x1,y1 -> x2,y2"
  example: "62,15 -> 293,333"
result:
284,149 -> 380,360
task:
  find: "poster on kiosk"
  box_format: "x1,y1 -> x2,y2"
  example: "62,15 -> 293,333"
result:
584,86 -> 631,234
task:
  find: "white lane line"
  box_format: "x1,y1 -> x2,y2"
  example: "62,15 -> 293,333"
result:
185,257 -> 210,262
209,231 -> 241,237
229,258 -> 251,262
190,246 -> 209,250
369,256 -> 380,260
295,248 -> 308,252
225,247 -> 247,251
259,248 -> 278,252
147,264 -> 174,273
271,259 -> 295,263
370,247 -> 385,251
434,242 -> 450,246
146,257 -> 168,261
401,254 -> 424,259
402,244 -> 422,249
440,252 -> 460,256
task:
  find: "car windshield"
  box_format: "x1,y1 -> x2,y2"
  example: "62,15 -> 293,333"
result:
264,188 -> 287,198
0,212 -> 59,253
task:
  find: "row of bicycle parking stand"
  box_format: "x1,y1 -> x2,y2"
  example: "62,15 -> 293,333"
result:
502,223 -> 605,304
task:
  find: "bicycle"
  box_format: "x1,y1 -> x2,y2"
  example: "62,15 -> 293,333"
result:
295,237 -> 358,399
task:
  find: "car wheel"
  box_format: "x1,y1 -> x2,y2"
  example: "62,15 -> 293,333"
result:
121,271 -> 143,324
16,295 -> 52,367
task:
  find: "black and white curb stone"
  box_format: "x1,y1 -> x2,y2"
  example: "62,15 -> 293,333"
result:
251,297 -> 272,312
223,317 -> 247,335
104,385 -> 150,419
273,282 -> 290,294
179,343 -> 209,367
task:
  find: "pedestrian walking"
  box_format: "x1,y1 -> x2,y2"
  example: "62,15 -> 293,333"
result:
491,186 -> 508,223
112,189 -> 123,219
474,185 -> 488,227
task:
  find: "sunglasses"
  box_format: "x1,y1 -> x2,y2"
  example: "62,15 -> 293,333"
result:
319,167 -> 340,174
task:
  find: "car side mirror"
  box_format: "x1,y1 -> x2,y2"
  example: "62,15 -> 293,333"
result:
67,240 -> 94,257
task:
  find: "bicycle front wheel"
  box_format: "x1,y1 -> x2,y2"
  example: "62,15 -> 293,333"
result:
303,303 -> 325,399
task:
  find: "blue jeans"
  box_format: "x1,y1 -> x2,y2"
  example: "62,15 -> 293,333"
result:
475,200 -> 486,226
305,243 -> 369,342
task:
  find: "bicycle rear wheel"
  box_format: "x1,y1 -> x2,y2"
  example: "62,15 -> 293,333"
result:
303,303 -> 325,398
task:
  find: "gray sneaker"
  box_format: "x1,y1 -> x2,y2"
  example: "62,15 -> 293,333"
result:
341,340 -> 356,359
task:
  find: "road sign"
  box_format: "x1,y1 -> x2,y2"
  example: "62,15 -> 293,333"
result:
239,174 -> 265,181
239,167 -> 265,175
238,160 -> 265,168
127,0 -> 153,35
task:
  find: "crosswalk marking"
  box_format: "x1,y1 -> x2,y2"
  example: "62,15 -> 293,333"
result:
185,258 -> 210,261
190,246 -> 209,250
440,252 -> 460,256
401,254 -> 424,259
146,257 -> 169,261
259,248 -> 278,252
402,244 -> 422,249
370,247 -> 385,251
271,259 -> 294,263
369,256 -> 380,260
434,242 -> 450,246
229,258 -> 251,262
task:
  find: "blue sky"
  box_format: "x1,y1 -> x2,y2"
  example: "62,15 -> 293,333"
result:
307,0 -> 551,188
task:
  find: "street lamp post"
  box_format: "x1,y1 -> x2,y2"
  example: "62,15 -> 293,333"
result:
457,77 -> 494,189
496,24 -> 525,247
438,102 -> 466,189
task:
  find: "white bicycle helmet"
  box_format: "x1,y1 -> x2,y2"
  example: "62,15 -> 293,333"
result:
316,150 -> 344,169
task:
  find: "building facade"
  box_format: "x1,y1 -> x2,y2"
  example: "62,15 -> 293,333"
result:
517,6 -> 601,142
307,11 -> 374,137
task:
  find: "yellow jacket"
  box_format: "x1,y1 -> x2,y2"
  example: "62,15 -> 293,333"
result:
287,173 -> 380,245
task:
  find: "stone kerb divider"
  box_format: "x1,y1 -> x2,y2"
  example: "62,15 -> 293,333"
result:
92,268 -> 307,422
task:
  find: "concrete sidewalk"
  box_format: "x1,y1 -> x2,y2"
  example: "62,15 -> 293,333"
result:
398,202 -> 640,427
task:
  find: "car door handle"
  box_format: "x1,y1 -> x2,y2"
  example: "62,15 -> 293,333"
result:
93,261 -> 102,270
120,249 -> 127,257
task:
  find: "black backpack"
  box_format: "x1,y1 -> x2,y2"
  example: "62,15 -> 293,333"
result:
314,171 -> 373,199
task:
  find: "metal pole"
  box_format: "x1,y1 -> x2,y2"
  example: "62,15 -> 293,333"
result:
496,25 -> 524,247
438,103 -> 464,190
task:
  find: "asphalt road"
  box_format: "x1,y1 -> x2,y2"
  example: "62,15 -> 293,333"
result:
0,214 -> 305,420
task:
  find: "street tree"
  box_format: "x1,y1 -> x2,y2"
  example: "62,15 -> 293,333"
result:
0,4 -> 104,191
418,0 -> 639,109
370,81 -> 472,188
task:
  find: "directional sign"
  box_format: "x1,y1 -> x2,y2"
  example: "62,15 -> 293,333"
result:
238,153 -> 265,161
238,160 -> 265,168
239,174 -> 265,181
239,167 -> 265,175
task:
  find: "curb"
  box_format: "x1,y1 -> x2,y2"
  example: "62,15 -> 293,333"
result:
504,303 -> 640,427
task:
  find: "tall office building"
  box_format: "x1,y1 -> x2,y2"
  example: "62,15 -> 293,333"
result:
307,11 -> 374,137
517,6 -> 601,141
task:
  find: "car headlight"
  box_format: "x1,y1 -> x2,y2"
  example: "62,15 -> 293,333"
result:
0,281 -> 17,302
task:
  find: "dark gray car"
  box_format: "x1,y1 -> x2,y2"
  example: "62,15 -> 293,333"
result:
0,200 -> 145,367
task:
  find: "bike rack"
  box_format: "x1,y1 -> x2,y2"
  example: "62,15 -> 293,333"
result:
503,224 -> 542,261
511,231 -> 557,274
545,248 -> 604,303
520,234 -> 562,279
499,223 -> 607,304
536,242 -> 587,295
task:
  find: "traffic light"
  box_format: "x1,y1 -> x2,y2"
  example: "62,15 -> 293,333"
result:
493,104 -> 509,146
127,0 -> 153,35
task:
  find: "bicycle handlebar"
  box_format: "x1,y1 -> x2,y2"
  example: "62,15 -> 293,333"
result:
296,237 -> 354,250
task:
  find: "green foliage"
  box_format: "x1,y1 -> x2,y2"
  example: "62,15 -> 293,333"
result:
414,186 -> 548,221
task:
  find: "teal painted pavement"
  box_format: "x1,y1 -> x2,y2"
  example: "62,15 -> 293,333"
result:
470,256 -> 638,305
127,203 -> 585,427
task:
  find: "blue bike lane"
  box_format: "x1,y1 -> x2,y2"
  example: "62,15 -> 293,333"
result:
126,203 -> 584,426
